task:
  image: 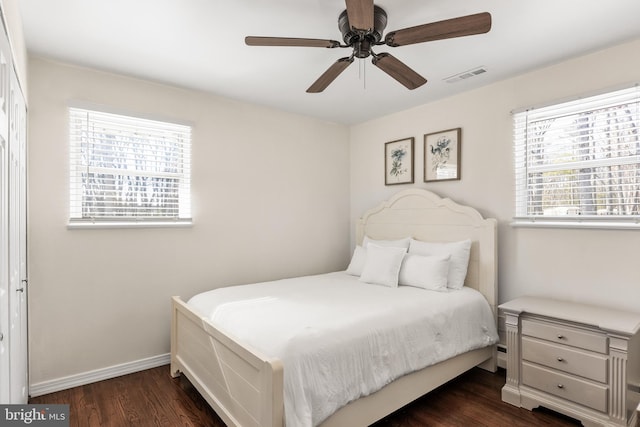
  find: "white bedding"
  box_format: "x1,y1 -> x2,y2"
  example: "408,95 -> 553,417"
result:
188,271 -> 498,427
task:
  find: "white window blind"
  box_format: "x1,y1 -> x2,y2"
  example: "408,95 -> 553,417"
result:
514,85 -> 640,227
69,107 -> 191,225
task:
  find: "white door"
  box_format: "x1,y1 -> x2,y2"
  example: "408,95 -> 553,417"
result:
17,73 -> 28,405
0,116 -> 8,404
0,21 -> 12,404
0,18 -> 27,401
8,68 -> 27,404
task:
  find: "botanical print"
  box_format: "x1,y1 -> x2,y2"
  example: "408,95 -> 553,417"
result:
385,138 -> 414,185
429,135 -> 452,174
424,128 -> 460,182
390,146 -> 408,178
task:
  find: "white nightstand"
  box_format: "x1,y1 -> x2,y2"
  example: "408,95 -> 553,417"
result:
500,296 -> 640,427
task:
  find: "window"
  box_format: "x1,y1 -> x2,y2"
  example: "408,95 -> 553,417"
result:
69,107 -> 191,226
514,85 -> 640,228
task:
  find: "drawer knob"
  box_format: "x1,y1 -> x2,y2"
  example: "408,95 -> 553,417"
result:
557,334 -> 565,339
557,384 -> 564,389
557,357 -> 564,362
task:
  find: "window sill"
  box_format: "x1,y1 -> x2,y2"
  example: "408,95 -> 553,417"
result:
67,220 -> 193,230
511,218 -> 640,230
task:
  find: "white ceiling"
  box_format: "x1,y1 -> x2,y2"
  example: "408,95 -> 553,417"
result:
17,0 -> 640,125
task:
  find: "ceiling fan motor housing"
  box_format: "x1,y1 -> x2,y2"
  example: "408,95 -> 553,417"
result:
338,5 -> 388,57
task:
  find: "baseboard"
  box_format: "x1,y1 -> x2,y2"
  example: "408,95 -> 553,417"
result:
29,353 -> 171,398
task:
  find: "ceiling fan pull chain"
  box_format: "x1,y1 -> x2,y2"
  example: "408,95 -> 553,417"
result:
363,59 -> 366,90
358,58 -> 367,90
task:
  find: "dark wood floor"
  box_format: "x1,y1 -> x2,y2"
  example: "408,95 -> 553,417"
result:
30,366 -> 580,426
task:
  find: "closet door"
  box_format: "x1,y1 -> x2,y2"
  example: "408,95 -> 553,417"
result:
8,67 -> 27,404
0,15 -> 27,404
0,18 -> 12,404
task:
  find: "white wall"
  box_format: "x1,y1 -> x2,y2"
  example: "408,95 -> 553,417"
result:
27,57 -> 350,385
0,0 -> 27,94
350,38 -> 640,313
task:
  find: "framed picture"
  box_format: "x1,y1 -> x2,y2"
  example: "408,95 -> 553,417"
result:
424,128 -> 461,182
385,137 -> 414,185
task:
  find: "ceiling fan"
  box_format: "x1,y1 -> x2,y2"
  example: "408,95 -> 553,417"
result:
245,0 -> 491,93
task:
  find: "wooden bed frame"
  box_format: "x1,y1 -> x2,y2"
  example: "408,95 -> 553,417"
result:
171,188 -> 498,427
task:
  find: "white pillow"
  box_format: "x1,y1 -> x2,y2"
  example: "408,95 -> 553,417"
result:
359,244 -> 407,288
408,239 -> 472,290
398,254 -> 450,291
362,236 -> 410,250
345,245 -> 367,276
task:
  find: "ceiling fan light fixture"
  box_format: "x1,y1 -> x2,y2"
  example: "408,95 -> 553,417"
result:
354,40 -> 372,58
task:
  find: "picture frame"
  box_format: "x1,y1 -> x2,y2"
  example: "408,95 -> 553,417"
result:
424,128 -> 461,182
385,137 -> 414,185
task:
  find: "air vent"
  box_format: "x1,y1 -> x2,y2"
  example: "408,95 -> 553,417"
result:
444,66 -> 487,83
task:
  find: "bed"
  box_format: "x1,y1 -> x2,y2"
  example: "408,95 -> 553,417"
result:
170,188 -> 498,427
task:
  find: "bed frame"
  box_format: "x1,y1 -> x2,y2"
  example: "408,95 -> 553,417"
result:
171,188 -> 498,427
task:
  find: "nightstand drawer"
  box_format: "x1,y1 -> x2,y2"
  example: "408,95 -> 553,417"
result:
522,318 -> 607,353
522,337 -> 608,383
522,362 -> 608,412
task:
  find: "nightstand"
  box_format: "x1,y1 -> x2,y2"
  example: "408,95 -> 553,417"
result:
500,296 -> 640,427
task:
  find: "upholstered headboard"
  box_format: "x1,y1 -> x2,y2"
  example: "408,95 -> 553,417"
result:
356,189 -> 498,314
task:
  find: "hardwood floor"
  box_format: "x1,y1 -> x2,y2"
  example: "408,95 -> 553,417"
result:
30,366 -> 580,426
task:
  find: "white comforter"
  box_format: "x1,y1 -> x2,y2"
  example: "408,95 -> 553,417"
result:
188,272 -> 498,427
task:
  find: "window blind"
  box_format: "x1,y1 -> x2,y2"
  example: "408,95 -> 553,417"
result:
69,108 -> 191,224
514,85 -> 640,224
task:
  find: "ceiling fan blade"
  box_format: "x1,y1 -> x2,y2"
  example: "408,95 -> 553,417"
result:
307,57 -> 354,93
345,0 -> 374,30
385,12 -> 491,47
372,53 -> 427,90
245,36 -> 340,48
